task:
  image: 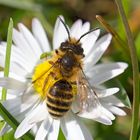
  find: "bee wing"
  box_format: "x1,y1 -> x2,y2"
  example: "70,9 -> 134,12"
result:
75,70 -> 101,113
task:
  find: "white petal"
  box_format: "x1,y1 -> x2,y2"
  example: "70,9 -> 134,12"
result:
0,87 -> 21,100
2,94 -> 39,116
16,109 -> 31,122
13,29 -> 37,64
78,120 -> 93,140
78,103 -> 115,122
61,111 -> 93,140
104,105 -> 126,116
28,102 -> 48,124
10,63 -> 28,76
74,96 -> 113,125
6,90 -> 23,97
31,123 -> 41,135
96,88 -> 120,98
93,115 -> 112,125
70,20 -> 90,39
89,69 -> 127,85
0,41 -> 29,64
82,29 -> 100,56
47,119 -> 60,140
0,43 -> 32,71
18,23 -> 42,58
81,22 -> 90,36
100,95 -> 125,107
32,18 -> 51,52
9,60 -> 31,74
15,102 -> 47,139
85,62 -> 128,75
0,123 -> 11,136
2,97 -> 23,113
100,106 -> 115,120
85,34 -> 112,64
53,16 -> 68,49
0,77 -> 26,91
70,19 -> 82,39
0,86 -> 19,99
35,117 -> 53,140
78,106 -> 100,120
0,71 -> 26,82
6,93 -> 17,99
0,56 -> 28,77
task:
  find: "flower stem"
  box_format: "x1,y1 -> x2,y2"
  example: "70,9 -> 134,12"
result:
1,18 -> 13,101
115,1 -> 139,140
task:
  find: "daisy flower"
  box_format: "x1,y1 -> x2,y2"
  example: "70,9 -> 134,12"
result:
0,16 -> 128,140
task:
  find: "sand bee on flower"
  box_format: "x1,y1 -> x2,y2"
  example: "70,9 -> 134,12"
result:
32,17 -> 100,119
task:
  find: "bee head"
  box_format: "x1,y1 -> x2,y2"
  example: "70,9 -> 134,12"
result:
60,41 -> 84,56
58,16 -> 98,58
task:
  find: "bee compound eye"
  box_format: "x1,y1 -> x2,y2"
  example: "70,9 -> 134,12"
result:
76,45 -> 84,55
60,42 -> 68,51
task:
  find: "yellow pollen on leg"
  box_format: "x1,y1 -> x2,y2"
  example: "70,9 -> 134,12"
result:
32,60 -> 59,98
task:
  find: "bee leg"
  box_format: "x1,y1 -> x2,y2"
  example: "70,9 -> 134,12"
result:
48,60 -> 55,65
42,73 -> 51,92
42,72 -> 58,92
55,49 -> 59,55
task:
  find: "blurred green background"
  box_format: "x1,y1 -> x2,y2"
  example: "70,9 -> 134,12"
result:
0,0 -> 140,140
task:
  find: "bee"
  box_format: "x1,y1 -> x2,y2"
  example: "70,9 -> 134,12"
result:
32,17 -> 100,119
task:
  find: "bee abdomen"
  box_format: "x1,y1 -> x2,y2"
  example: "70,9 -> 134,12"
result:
46,80 -> 73,119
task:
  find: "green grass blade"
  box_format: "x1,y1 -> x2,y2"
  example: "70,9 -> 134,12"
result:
115,1 -> 140,140
0,103 -> 34,140
1,18 -> 13,101
0,18 -> 34,140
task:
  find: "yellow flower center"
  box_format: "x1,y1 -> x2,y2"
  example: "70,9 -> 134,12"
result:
32,60 -> 62,98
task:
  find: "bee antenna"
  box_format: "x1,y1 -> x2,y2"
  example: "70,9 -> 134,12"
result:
59,17 -> 71,41
76,28 -> 99,43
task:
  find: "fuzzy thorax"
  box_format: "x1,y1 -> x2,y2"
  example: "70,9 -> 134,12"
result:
32,60 -> 78,98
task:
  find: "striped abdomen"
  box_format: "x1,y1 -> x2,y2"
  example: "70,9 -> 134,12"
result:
46,80 -> 73,119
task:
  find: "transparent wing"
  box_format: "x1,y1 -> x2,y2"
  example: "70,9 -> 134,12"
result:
76,69 -> 101,113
